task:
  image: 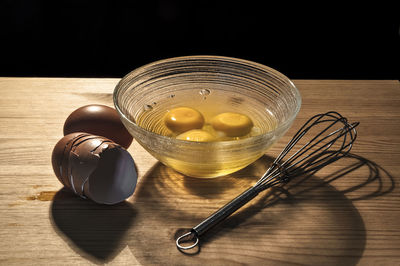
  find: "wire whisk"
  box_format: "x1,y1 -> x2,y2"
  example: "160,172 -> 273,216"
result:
176,111 -> 359,251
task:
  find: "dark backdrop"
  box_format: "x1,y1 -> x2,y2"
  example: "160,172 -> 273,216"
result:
1,1 -> 398,79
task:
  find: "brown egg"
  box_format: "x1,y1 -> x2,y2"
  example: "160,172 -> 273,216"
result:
51,133 -> 137,205
63,104 -> 133,149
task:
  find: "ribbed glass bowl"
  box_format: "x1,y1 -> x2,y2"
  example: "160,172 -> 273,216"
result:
114,56 -> 301,178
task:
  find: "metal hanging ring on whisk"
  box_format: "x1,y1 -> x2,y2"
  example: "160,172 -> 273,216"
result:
176,111 -> 359,251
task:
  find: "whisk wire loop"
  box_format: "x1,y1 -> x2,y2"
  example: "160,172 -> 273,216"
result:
257,112 -> 358,190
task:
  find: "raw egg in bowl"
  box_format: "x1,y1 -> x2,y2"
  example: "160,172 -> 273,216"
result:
113,56 -> 301,178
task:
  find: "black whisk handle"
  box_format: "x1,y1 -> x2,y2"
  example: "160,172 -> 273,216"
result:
194,186 -> 259,237
176,186 -> 259,250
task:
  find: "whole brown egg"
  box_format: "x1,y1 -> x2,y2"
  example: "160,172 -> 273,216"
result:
63,104 -> 133,148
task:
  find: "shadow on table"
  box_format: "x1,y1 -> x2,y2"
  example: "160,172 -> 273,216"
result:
48,152 -> 395,265
292,153 -> 395,201
49,188 -> 136,264
127,153 -> 394,265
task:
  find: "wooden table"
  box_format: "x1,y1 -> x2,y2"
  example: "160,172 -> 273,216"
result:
0,78 -> 399,265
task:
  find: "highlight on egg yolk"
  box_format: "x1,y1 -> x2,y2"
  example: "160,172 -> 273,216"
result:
211,112 -> 254,137
176,129 -> 216,142
164,107 -> 205,133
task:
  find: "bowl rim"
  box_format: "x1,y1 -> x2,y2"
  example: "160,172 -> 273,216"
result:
113,55 -> 301,147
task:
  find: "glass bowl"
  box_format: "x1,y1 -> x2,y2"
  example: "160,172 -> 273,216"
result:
113,56 -> 301,178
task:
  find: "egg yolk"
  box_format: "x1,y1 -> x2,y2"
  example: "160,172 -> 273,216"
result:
211,112 -> 253,137
176,129 -> 216,142
164,107 -> 205,133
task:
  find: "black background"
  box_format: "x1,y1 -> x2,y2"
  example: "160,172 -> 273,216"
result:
1,1 -> 398,79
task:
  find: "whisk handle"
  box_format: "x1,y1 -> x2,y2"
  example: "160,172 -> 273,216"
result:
193,186 -> 259,237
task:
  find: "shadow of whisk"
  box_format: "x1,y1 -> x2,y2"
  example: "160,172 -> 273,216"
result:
199,152 -> 394,257
288,152 -> 395,201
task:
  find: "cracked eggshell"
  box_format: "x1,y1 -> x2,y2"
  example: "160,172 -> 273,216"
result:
51,133 -> 137,205
63,104 -> 133,148
51,132 -> 82,187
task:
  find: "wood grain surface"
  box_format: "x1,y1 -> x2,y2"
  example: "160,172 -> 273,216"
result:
0,78 -> 399,265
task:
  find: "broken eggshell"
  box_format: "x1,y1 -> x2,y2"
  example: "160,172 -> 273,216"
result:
51,132 -> 137,205
63,104 -> 133,149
